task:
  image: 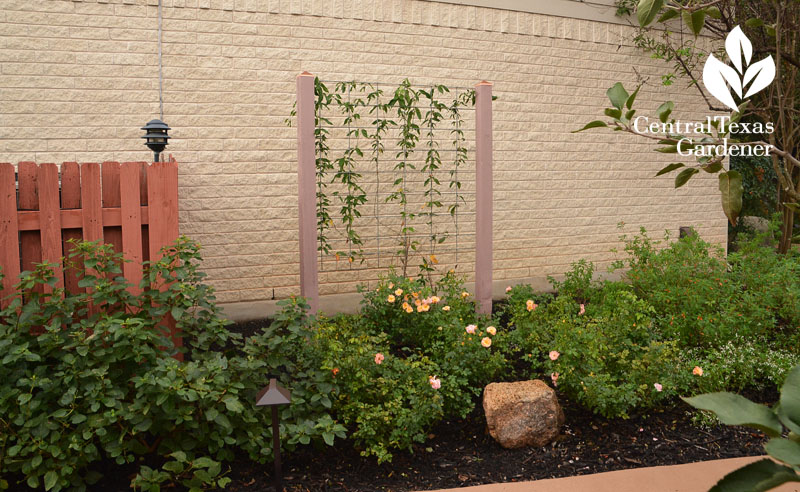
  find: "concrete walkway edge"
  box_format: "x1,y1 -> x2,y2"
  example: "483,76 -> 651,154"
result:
429,456 -> 800,492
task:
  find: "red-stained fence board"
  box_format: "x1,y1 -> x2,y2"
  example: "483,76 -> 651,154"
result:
81,163 -> 103,315
146,160 -> 180,354
147,161 -> 179,263
102,162 -> 123,254
140,163 -> 150,263
38,164 -> 64,294
81,163 -> 103,243
102,162 -> 124,284
18,162 -> 42,289
120,162 -> 144,295
0,163 -> 21,307
17,207 -> 149,231
61,162 -> 84,294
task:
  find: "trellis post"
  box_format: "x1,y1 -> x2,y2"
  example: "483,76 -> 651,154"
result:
297,71 -> 319,313
475,81 -> 493,314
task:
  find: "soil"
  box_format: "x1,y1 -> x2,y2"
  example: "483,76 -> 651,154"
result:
224,393 -> 770,492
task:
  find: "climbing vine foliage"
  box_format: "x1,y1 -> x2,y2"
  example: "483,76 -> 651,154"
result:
291,78 -> 476,282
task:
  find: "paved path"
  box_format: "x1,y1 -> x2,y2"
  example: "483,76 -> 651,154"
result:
429,456 -> 800,492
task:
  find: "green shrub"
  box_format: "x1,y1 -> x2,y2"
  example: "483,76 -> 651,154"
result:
548,259 -> 601,303
0,239 -> 343,491
503,228 -> 800,417
507,276 -> 682,418
501,284 -> 554,330
427,318 -> 508,419
358,270 -> 477,350
611,228 -> 773,347
358,271 -> 509,420
313,317 -> 443,463
728,227 -> 800,342
238,297 -> 346,458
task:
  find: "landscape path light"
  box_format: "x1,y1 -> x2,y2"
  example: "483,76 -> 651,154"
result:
256,377 -> 292,491
141,119 -> 171,162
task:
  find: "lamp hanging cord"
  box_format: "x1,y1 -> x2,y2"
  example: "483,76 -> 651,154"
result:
158,0 -> 163,120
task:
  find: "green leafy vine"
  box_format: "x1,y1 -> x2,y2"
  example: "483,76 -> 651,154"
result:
290,78 -> 479,282
332,81 -> 368,263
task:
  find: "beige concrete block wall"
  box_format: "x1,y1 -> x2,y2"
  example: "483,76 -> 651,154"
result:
0,0 -> 726,319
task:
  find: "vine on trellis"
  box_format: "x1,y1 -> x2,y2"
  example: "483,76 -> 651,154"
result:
290,77 -> 477,282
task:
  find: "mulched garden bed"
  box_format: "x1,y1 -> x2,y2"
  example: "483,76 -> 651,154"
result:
224,391 -> 771,492
80,317 -> 773,491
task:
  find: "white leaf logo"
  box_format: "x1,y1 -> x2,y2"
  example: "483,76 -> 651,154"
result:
703,55 -> 741,110
743,58 -> 776,98
702,26 -> 775,111
725,25 -> 752,73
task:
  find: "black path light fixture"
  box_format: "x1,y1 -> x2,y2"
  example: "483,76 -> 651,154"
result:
256,378 -> 292,491
141,119 -> 171,162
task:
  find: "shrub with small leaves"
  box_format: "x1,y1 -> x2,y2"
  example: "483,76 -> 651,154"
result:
313,316 -> 443,463
507,272 -> 682,418
610,227 -> 773,347
358,270 -> 478,350
358,271 -> 506,419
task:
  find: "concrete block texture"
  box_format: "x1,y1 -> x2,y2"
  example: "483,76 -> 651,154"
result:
0,0 -> 726,314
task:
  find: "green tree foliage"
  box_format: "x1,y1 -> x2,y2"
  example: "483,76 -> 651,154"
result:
579,0 -> 800,252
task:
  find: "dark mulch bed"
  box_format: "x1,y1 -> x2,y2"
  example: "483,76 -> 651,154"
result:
224,393 -> 770,492
80,314 -> 772,491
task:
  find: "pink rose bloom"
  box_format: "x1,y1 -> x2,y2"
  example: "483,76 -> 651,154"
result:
654,383 -> 663,392
429,375 -> 441,390
550,372 -> 559,387
465,324 -> 477,334
549,350 -> 560,361
579,304 -> 586,315
693,366 -> 704,376
374,353 -> 384,365
505,286 -> 512,293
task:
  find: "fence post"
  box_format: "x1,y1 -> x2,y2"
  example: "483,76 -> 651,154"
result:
297,71 -> 319,313
475,81 -> 493,314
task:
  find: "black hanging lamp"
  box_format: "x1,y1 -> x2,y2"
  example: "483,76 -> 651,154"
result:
141,119 -> 171,162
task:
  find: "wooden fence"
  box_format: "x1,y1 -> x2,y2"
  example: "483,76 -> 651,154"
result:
0,160 -> 179,328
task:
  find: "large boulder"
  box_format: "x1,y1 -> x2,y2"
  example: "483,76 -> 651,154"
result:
483,380 -> 564,449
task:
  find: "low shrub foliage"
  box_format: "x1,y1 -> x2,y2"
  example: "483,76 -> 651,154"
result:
0,239 -> 343,491
504,226 -> 800,418
2,225 -> 799,489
